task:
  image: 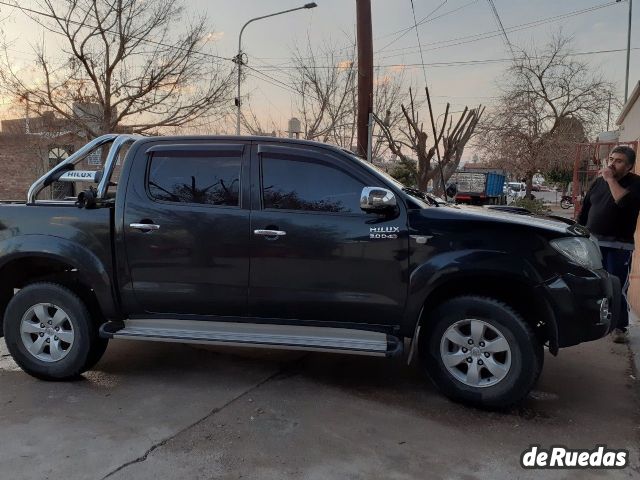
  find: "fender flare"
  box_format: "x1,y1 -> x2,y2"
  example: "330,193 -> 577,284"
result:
0,235 -> 118,319
402,249 -> 559,353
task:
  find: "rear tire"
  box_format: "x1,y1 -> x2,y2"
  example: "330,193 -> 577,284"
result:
3,282 -> 108,380
420,296 -> 543,409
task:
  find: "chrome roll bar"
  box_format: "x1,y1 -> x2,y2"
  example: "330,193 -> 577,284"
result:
27,134 -> 141,203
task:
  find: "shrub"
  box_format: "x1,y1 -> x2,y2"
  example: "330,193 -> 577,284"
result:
510,197 -> 551,215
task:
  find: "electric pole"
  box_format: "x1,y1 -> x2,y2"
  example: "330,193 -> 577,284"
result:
356,0 -> 373,157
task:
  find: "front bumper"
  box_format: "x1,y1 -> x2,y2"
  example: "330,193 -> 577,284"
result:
537,269 -> 619,348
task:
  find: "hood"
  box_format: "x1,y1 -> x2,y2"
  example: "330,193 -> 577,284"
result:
434,204 -> 577,235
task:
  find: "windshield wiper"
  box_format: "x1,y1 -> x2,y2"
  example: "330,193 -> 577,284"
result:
402,187 -> 427,200
402,187 -> 444,207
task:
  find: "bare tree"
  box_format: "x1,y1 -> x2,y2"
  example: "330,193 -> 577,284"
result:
0,0 -> 234,138
287,39 -> 407,157
479,34 -> 614,195
239,98 -> 282,137
377,87 -> 483,192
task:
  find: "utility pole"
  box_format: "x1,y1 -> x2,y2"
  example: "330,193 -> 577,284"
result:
356,0 -> 373,157
624,0 -> 632,102
607,92 -> 612,131
618,0 -> 633,102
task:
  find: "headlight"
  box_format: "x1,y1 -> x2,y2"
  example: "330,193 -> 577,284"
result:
550,237 -> 603,269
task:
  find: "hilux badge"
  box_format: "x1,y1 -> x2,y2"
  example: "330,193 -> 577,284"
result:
370,226 -> 399,239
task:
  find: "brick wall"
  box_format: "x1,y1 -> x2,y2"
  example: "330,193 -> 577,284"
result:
0,133 -> 86,200
0,134 -> 48,200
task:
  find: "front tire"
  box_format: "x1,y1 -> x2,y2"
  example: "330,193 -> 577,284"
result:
3,283 -> 108,380
420,296 -> 543,409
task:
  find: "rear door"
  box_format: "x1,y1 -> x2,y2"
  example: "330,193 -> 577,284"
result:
122,141 -> 250,316
248,143 -> 409,325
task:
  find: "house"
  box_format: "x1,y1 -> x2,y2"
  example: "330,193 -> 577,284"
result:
616,81 -> 640,313
0,112 -> 87,200
0,109 -> 127,201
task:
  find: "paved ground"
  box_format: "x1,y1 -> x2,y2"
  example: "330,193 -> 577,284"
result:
1,333 -> 638,480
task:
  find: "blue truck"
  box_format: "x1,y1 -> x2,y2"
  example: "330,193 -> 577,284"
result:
452,171 -> 507,205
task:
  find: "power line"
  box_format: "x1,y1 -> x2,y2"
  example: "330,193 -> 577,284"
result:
252,46 -> 640,71
409,0 -> 430,88
377,0 -> 448,54
248,0 -> 621,70
486,0 -> 515,57
378,0 -> 478,46
376,1 -> 620,59
253,0 -> 478,62
244,63 -> 301,96
244,64 -> 323,104
250,0 -> 618,64
0,0 -> 233,63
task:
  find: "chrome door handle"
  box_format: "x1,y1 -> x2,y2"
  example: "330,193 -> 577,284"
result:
254,229 -> 286,237
130,223 -> 160,231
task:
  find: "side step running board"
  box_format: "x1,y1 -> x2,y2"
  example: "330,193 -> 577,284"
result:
100,319 -> 403,357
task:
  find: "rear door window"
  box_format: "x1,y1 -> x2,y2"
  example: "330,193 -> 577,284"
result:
148,153 -> 240,207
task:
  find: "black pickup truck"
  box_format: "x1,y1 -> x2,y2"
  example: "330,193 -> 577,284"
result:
0,135 -> 618,408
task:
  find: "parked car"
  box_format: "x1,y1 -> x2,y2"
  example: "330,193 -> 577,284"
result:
507,182 -> 527,199
0,135 -> 618,409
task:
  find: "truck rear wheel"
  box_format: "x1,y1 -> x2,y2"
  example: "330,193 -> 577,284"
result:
3,283 -> 108,380
421,296 -> 543,409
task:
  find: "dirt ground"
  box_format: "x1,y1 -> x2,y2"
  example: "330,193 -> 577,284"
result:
0,335 -> 638,480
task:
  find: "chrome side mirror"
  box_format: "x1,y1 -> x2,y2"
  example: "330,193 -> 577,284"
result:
360,187 -> 397,212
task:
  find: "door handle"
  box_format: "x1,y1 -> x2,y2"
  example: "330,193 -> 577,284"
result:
254,229 -> 286,237
130,223 -> 160,231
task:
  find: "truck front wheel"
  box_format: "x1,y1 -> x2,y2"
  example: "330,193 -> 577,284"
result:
3,283 -> 108,380
421,296 -> 543,409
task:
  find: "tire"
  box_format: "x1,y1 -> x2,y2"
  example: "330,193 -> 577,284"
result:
3,282 -> 108,380
420,296 -> 543,409
560,199 -> 572,209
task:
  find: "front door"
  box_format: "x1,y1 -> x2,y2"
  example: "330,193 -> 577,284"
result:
249,143 -> 409,325
123,142 -> 250,316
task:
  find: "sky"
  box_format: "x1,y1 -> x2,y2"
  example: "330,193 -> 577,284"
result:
0,0 -> 637,138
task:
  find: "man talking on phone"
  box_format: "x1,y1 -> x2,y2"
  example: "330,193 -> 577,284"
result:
578,146 -> 640,343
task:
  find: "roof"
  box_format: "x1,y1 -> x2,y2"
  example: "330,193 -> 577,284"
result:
129,134 -> 356,158
616,81 -> 640,126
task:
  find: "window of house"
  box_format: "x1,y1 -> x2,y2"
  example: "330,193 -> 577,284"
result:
48,146 -> 74,200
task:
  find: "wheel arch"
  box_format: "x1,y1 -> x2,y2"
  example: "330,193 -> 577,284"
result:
406,272 -> 558,357
0,236 -> 118,335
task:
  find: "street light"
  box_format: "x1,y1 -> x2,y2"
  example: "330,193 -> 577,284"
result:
235,3 -> 317,135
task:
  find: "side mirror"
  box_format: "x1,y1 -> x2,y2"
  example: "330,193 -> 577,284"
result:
360,187 -> 397,213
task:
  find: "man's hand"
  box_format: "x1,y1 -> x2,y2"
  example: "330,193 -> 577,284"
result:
600,166 -> 629,203
600,166 -> 615,181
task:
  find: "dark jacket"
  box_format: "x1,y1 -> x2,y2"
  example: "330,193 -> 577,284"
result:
577,172 -> 640,244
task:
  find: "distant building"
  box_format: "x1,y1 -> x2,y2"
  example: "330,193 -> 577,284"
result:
0,110 -> 98,200
287,117 -> 302,139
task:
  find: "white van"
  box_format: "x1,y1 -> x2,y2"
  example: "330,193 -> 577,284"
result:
507,182 -> 526,199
